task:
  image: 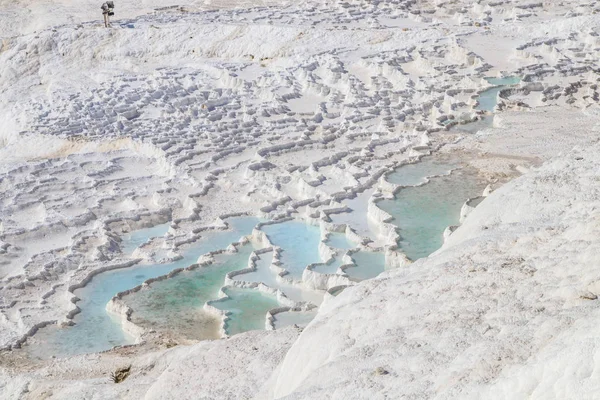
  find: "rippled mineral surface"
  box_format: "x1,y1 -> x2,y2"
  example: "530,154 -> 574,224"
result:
2,0 -> 600,398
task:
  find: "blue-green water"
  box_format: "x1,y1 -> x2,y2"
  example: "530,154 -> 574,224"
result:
453,115 -> 494,134
386,158 -> 456,187
328,190 -> 379,240
211,287 -> 280,335
233,252 -> 325,305
344,251 -> 387,281
476,87 -> 504,112
262,221 -> 322,278
126,245 -> 257,341
30,217 -> 260,358
23,81 -> 513,359
378,169 -> 486,261
312,256 -> 345,274
274,310 -> 317,329
121,223 -> 171,254
476,76 -> 521,112
485,76 -> 521,86
326,232 -> 357,250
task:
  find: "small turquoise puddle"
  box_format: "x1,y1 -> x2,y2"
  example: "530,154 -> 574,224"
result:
476,87 -> 504,112
211,287 -> 280,336
29,217 -> 260,358
329,190 -> 378,240
274,310 -> 317,330
485,76 -> 521,86
312,256 -> 345,274
262,221 -> 322,279
326,232 -> 356,250
121,223 -> 171,254
234,252 -> 324,305
378,168 -> 486,261
386,157 -> 456,187
125,244 -> 257,341
453,76 -> 521,133
330,286 -> 347,296
453,116 -> 494,134
344,251 -> 387,281
476,76 -> 521,112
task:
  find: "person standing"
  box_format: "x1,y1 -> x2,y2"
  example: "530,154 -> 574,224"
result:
101,2 -> 115,27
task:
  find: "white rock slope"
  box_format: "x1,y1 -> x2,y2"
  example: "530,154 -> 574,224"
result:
3,136 -> 600,400
265,142 -> 600,399
2,0 -> 600,398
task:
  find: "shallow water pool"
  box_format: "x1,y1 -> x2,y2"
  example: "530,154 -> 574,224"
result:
211,287 -> 280,335
329,189 -> 381,241
311,256 -> 346,274
274,310 -> 317,330
476,76 -> 521,112
344,251 -> 387,281
125,244 -> 257,341
378,169 -> 485,261
326,232 -> 357,250
29,217 -> 260,358
234,252 -> 324,305
485,76 -> 521,86
121,223 -> 171,254
386,157 -> 456,187
262,221 -> 322,279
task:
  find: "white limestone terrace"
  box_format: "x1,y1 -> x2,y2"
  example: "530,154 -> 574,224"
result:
1,0 -> 600,398
2,111 -> 600,399
265,140 -> 600,399
107,216 -> 375,346
0,0 -> 291,38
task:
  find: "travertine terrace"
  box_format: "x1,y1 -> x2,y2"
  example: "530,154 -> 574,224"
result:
1,0 -> 600,398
